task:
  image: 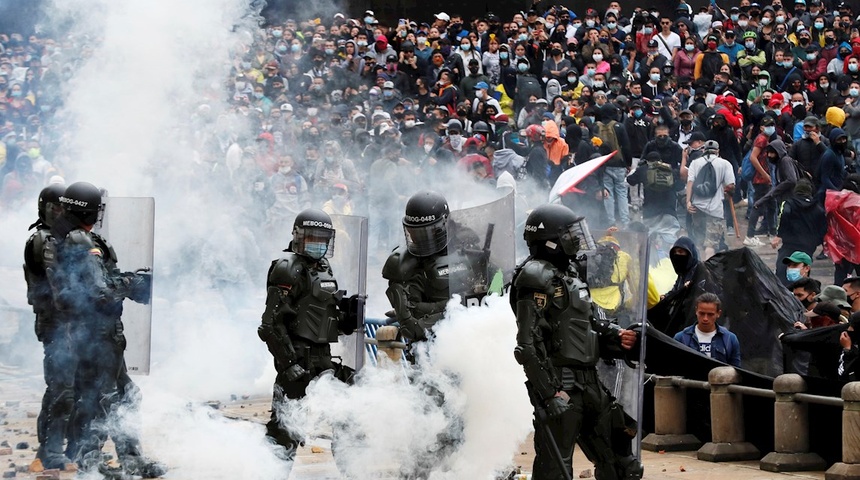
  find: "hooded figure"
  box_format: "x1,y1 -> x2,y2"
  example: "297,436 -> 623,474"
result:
543,120 -> 570,184
746,70 -> 771,105
773,179 -> 826,284
668,236 -> 702,294
755,137 -> 800,209
565,122 -> 596,167
818,127 -> 848,199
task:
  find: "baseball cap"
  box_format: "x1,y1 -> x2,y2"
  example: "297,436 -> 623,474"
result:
386,54 -> 397,63
761,116 -> 775,126
689,132 -> 707,143
782,251 -> 813,265
383,81 -> 394,89
280,103 -> 293,112
804,302 -> 843,321
703,139 -> 720,150
435,12 -> 451,22
475,81 -> 489,90
803,116 -> 820,127
648,39 -> 659,48
535,98 -> 549,105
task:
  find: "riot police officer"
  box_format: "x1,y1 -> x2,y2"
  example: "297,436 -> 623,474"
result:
511,204 -> 643,480
382,191 -> 452,345
48,182 -> 163,478
24,183 -> 73,470
258,208 -> 359,461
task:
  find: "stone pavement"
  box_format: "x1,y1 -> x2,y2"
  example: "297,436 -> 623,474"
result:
0,382 -> 831,479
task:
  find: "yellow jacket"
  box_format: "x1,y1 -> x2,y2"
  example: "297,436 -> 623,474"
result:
495,84 -> 515,117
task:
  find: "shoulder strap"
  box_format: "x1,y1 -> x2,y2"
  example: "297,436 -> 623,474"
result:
655,33 -> 673,55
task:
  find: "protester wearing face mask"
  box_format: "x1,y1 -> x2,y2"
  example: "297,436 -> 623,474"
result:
837,312 -> 860,381
789,277 -> 821,317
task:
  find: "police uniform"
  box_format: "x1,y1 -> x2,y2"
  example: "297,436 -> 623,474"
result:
24,220 -> 74,469
258,209 -> 357,460
46,182 -> 162,477
512,204 -> 642,480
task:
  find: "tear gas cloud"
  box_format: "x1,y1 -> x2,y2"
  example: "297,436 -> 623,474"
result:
0,0 -> 534,477
285,295 -> 533,479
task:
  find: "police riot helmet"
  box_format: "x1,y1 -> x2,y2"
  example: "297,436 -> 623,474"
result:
37,183 -> 66,228
403,190 -> 449,257
59,181 -> 103,226
292,208 -> 336,260
524,204 -> 594,256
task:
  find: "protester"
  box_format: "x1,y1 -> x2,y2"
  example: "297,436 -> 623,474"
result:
673,292 -> 742,367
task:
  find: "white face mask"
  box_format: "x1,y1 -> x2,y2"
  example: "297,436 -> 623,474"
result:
424,143 -> 434,153
449,134 -> 464,151
593,53 -> 603,61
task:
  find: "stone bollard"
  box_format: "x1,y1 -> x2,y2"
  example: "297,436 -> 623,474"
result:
642,376 -> 702,451
825,382 -> 860,479
760,374 -> 826,472
373,325 -> 406,364
697,366 -> 761,462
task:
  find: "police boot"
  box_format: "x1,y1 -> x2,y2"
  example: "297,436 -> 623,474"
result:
619,456 -> 644,480
41,416 -> 72,470
120,455 -> 168,478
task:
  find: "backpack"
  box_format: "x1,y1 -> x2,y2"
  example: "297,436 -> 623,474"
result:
597,120 -> 620,153
790,158 -> 813,182
516,75 -> 542,104
692,156 -> 718,197
645,159 -> 675,191
587,243 -> 619,288
700,52 -> 725,82
740,148 -> 754,183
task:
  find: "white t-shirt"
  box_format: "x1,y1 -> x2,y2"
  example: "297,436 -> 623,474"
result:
687,154 -> 736,218
695,326 -> 718,358
654,31 -> 681,59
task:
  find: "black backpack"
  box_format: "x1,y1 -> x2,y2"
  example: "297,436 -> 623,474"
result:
587,243 -> 619,288
692,156 -> 718,198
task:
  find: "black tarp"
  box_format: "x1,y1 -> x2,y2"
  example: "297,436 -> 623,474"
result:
648,247 -> 802,378
642,248 -> 844,465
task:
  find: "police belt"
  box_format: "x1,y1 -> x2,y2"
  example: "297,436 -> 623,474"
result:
555,366 -> 599,390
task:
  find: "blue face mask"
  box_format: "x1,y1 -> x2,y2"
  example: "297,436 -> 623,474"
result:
278,45 -> 288,53
291,44 -> 301,53
272,30 -> 283,37
786,267 -> 802,282
304,242 -> 328,259
500,52 -> 509,60
634,109 -> 643,118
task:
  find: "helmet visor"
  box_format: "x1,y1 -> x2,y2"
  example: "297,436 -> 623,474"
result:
294,226 -> 335,259
559,218 -> 595,255
404,221 -> 448,257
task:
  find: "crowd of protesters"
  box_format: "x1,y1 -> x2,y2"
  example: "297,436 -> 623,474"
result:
4,2 -> 860,374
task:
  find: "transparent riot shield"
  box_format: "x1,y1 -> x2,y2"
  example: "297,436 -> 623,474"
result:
95,197 -> 155,375
328,214 -> 368,372
583,228 -> 649,459
447,189 -> 516,305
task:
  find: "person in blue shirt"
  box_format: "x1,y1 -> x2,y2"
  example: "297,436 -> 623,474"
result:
673,292 -> 742,367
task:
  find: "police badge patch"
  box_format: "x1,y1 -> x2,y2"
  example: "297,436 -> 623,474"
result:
534,293 -> 547,309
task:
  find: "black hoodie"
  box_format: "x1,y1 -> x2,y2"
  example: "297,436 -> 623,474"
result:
669,236 -> 702,294
565,123 -> 596,166
776,190 -> 826,253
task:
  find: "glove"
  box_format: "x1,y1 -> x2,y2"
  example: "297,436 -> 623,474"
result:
399,319 -> 427,342
546,396 -> 570,418
284,363 -> 307,382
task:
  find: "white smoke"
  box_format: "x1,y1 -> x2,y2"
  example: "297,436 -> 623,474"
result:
0,0 -> 540,477
282,295 -> 533,478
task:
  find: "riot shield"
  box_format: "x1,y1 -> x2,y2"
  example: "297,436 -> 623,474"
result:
95,197 -> 155,375
581,228 -> 649,459
447,189 -> 516,306
328,214 -> 368,372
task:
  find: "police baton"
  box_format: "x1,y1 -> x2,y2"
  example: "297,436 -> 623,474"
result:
525,381 -> 573,480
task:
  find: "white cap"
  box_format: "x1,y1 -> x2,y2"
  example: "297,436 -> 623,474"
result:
364,10 -> 375,17
280,103 -> 293,112
383,81 -> 394,89
435,12 -> 451,22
